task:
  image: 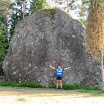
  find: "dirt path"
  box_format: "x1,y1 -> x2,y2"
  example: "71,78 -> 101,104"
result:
0,86 -> 104,104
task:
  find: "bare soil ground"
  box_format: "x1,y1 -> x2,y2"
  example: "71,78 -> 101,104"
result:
0,86 -> 104,104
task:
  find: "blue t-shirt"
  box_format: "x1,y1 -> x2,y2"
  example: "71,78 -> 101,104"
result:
55,68 -> 64,77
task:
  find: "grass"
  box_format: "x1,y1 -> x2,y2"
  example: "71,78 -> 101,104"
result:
0,82 -> 102,95
49,84 -> 104,97
77,89 -> 103,97
0,82 -> 104,97
0,87 -> 104,104
16,98 -> 27,102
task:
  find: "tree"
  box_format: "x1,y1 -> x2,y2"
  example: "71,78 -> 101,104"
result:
66,0 -> 68,11
23,0 -> 26,19
9,0 -> 47,39
17,0 -> 26,19
0,26 -> 9,75
48,0 -> 89,23
86,0 -> 104,89
30,0 -> 46,13
9,1 -> 24,38
0,0 -> 11,75
0,0 -> 11,26
0,0 -> 47,75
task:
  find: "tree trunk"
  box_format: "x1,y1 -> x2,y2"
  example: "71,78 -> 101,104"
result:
102,9 -> 104,88
101,52 -> 104,90
5,13 -> 8,26
23,0 -> 26,19
67,0 -> 69,12
102,5 -> 104,90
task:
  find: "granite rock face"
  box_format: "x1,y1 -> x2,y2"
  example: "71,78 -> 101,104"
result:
3,8 -> 101,87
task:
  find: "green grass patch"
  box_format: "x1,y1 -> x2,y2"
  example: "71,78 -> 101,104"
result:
49,83 -> 104,96
77,89 -> 104,97
0,82 -> 42,88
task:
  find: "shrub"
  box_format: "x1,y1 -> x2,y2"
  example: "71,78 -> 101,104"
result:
18,82 -> 42,88
0,82 -> 15,87
0,82 -> 97,90
49,83 -> 97,90
0,82 -> 42,88
62,84 -> 76,90
73,83 -> 84,89
49,84 -> 56,88
83,86 -> 97,90
62,84 -> 97,90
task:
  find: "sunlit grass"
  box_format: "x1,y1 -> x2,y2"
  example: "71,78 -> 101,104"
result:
77,89 -> 104,97
16,98 -> 27,102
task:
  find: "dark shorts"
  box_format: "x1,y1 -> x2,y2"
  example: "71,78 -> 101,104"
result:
57,76 -> 62,80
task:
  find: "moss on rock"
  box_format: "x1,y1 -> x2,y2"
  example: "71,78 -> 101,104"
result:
37,8 -> 56,20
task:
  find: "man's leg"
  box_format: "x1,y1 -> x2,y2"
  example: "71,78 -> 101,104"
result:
56,80 -> 59,88
60,80 -> 62,89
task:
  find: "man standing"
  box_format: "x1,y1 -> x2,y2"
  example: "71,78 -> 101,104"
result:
48,65 -> 71,89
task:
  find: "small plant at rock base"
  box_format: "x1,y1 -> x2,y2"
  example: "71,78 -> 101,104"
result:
49,84 -> 56,88
49,83 -> 97,90
62,84 -> 76,90
83,86 -> 97,90
0,82 -> 42,88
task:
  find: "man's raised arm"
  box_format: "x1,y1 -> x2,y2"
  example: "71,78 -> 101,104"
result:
64,67 -> 71,70
48,65 -> 55,69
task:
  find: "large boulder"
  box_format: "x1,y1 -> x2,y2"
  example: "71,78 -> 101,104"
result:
3,8 -> 101,87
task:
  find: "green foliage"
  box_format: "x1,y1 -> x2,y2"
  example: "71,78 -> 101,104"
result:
62,84 -> 75,90
16,82 -> 42,88
84,86 -> 97,90
0,82 -> 16,86
0,82 -> 42,88
102,87 -> 104,92
73,83 -> 84,89
0,0 -> 47,75
38,9 -> 56,20
0,32 -> 9,75
62,84 -> 81,90
31,0 -> 47,13
0,0 -> 11,16
49,84 -> 56,88
80,18 -> 87,27
0,82 -> 98,90
68,0 -> 89,18
49,83 -> 97,90
63,84 -> 97,90
10,0 -> 47,37
0,1 -> 9,75
9,2 -> 23,37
